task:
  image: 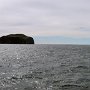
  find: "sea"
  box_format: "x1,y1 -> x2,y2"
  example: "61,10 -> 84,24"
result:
0,44 -> 90,90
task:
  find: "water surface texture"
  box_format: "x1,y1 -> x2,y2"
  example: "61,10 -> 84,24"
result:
0,44 -> 90,90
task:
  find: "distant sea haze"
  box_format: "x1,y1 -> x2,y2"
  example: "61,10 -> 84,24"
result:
0,44 -> 90,90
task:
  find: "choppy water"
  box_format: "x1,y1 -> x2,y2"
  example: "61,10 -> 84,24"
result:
0,44 -> 90,90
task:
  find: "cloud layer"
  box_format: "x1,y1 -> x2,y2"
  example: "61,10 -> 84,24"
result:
0,0 -> 90,38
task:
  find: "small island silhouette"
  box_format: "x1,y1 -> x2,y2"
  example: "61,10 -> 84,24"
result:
0,34 -> 34,44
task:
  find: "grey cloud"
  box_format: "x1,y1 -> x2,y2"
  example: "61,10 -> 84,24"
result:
0,0 -> 90,37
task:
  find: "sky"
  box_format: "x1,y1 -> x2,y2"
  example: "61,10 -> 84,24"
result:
0,0 -> 90,44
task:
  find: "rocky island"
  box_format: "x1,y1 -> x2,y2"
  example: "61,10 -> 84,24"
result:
0,34 -> 34,44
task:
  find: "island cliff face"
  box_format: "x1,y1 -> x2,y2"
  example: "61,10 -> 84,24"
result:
0,34 -> 34,44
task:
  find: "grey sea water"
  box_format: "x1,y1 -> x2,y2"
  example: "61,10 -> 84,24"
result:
0,44 -> 90,90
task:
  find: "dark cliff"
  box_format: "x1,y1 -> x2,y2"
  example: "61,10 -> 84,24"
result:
0,34 -> 34,44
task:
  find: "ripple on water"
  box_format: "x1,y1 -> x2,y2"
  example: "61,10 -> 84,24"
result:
70,65 -> 89,73
59,84 -> 89,90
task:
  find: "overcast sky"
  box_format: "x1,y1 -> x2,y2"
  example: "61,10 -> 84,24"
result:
0,0 -> 90,44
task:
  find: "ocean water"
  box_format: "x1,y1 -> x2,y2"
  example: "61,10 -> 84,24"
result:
0,44 -> 90,90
